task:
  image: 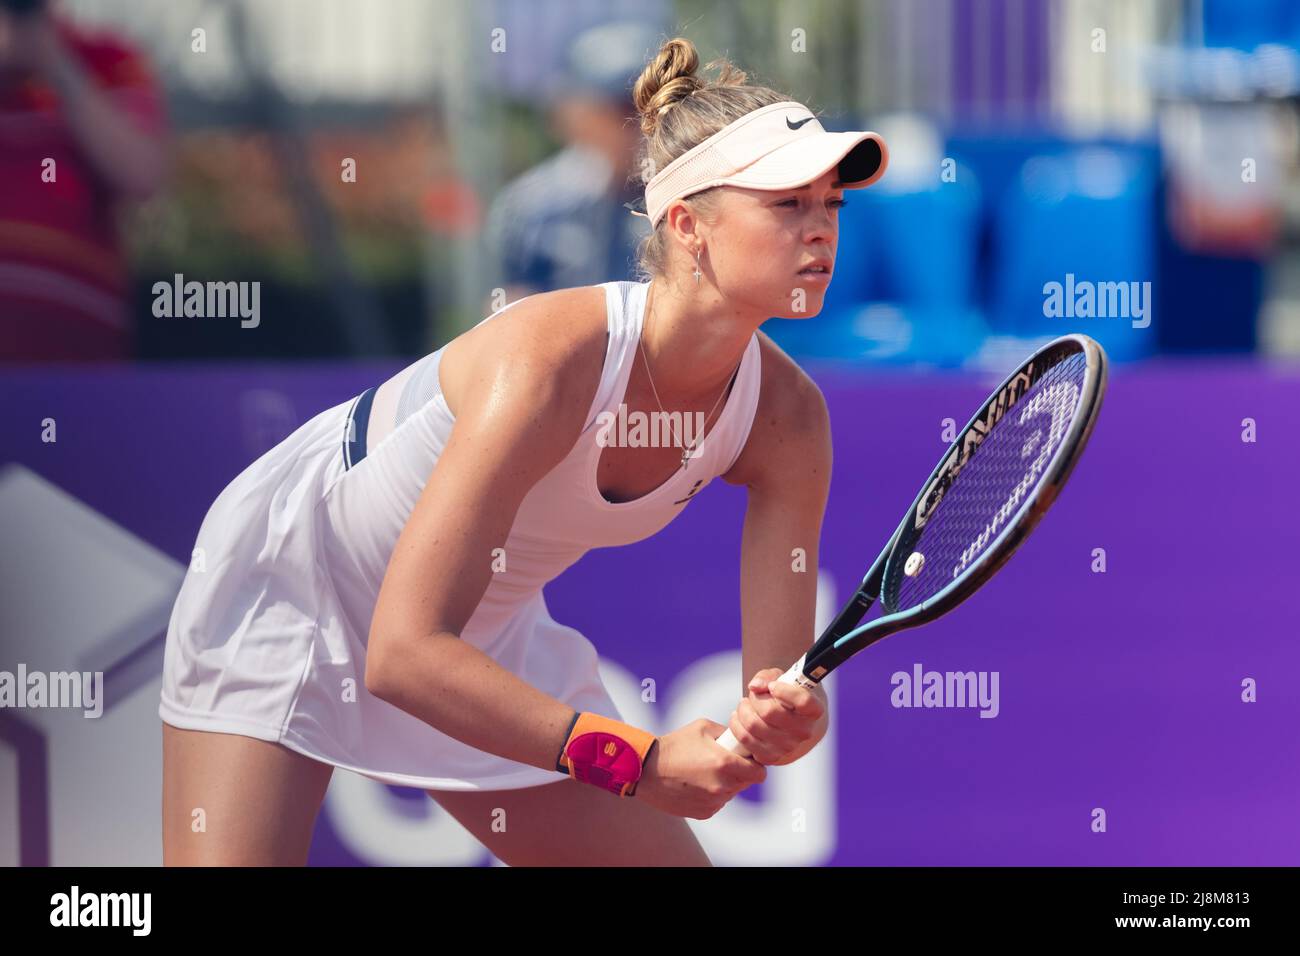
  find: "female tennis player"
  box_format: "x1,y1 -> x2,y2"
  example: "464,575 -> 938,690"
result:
159,36 -> 887,866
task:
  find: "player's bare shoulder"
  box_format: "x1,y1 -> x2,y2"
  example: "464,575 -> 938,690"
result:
437,285 -> 609,422
721,330 -> 832,489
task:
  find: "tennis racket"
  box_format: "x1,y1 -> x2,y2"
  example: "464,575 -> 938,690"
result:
716,333 -> 1108,756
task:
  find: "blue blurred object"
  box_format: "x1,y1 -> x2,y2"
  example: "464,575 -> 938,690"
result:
1153,173 -> 1262,355
991,147 -> 1159,361
765,302 -> 990,369
866,176 -> 982,308
768,131 -> 1198,368
945,133 -> 1066,220
550,19 -> 667,105
778,155 -> 987,367
1200,0 -> 1300,50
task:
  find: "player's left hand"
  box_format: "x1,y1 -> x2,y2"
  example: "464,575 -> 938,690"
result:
726,667 -> 828,766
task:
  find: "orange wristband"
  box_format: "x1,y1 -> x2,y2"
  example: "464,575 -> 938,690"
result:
555,711 -> 657,797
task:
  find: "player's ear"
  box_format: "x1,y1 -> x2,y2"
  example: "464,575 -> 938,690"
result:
663,197 -> 706,249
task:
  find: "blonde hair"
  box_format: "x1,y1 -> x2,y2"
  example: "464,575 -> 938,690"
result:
630,37 -> 792,281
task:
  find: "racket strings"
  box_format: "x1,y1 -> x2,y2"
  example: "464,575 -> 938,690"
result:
887,352 -> 1089,611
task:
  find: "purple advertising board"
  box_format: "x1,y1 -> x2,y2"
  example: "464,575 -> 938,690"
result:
1,358 -> 1296,865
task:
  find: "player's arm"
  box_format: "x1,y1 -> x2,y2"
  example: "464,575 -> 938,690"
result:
364,290 -> 602,774
720,334 -> 833,764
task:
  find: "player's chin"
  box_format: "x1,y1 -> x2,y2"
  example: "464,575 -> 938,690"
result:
775,283 -> 828,319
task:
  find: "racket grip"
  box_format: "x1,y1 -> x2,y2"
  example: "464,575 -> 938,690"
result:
714,655 -> 809,757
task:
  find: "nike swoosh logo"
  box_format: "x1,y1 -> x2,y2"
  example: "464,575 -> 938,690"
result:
673,478 -> 705,506
786,115 -> 815,130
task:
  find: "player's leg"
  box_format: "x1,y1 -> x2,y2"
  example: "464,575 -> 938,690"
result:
162,722 -> 334,865
427,776 -> 713,866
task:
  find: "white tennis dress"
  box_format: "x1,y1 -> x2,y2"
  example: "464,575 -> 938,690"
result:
159,280 -> 763,791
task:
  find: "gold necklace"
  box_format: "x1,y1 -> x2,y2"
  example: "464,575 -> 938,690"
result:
637,280 -> 744,470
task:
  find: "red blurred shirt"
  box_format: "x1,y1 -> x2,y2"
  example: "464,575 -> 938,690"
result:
0,17 -> 165,361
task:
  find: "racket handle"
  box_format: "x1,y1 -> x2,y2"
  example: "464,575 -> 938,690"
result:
714,655 -> 810,757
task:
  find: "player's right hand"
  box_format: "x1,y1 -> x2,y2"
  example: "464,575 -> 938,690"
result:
633,718 -> 767,820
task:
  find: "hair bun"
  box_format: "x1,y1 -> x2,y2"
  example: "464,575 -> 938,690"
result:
633,38 -> 704,137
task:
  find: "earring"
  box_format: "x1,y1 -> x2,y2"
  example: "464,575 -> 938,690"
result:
693,247 -> 703,286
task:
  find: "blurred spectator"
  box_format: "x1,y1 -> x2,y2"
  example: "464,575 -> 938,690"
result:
0,0 -> 167,362
481,19 -> 659,307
